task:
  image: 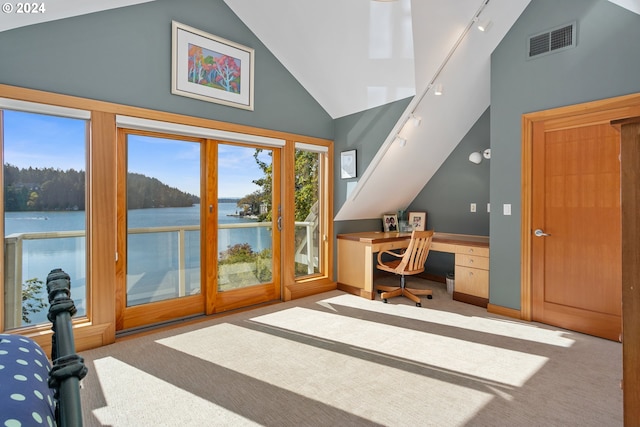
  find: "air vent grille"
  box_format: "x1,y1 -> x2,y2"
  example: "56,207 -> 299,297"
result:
528,22 -> 576,59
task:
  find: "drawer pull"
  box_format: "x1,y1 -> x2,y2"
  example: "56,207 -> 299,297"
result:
468,271 -> 474,276
469,259 -> 474,264
468,248 -> 474,253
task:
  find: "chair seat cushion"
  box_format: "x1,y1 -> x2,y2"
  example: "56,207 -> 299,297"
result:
0,334 -> 56,427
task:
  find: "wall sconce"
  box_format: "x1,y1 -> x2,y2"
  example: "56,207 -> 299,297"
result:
469,148 -> 491,164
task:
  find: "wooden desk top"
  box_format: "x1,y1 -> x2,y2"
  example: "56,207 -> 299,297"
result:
337,231 -> 489,248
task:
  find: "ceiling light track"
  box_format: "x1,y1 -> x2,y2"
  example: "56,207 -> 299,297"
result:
350,0 -> 491,201
420,0 -> 491,102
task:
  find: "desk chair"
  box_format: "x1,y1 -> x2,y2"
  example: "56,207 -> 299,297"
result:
376,230 -> 434,307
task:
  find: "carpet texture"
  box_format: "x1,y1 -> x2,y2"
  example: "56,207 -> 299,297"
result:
78,278 -> 622,426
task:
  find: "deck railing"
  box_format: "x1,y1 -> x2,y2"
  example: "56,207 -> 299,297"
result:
4,221 -> 317,328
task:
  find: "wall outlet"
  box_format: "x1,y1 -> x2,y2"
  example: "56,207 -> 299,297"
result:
470,203 -> 476,212
487,203 -> 490,213
503,203 -> 511,215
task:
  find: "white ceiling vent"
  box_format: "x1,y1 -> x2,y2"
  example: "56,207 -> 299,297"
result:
528,21 -> 576,59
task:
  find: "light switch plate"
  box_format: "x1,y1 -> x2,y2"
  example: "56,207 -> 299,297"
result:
470,203 -> 476,212
503,204 -> 511,215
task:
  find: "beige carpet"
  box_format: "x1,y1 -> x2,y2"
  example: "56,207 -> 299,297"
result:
78,278 -> 622,426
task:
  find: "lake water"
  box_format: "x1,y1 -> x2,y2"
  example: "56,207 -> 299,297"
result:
5,203 -> 271,326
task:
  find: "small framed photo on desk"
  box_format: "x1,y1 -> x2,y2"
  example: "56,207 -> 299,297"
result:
382,214 -> 398,232
408,211 -> 426,231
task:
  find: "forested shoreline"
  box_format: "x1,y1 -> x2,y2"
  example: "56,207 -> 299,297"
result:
4,165 -> 200,211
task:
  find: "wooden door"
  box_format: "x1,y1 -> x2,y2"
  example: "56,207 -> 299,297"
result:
531,122 -> 621,340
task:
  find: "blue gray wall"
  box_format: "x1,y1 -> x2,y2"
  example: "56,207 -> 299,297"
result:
408,108 -> 490,277
333,97 -> 412,233
490,0 -> 640,309
0,0 -> 333,139
408,108 -> 490,236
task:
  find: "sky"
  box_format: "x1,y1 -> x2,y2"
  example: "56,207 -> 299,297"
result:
3,110 -> 271,198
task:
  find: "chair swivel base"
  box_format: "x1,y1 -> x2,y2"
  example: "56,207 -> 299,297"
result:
377,285 -> 433,307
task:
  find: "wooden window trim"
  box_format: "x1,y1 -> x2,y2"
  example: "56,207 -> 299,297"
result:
0,84 -> 334,351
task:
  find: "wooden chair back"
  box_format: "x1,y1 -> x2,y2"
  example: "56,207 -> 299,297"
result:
376,230 -> 434,276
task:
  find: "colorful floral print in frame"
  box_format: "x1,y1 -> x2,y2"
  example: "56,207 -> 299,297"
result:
172,21 -> 254,110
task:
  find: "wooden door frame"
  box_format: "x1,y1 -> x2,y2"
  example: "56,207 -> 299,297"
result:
612,116 -> 640,425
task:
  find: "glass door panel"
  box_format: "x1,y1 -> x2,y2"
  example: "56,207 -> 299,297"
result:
214,143 -> 280,311
293,148 -> 322,277
126,134 -> 201,305
118,132 -> 203,330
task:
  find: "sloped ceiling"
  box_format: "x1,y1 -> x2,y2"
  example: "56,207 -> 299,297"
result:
335,0 -> 531,220
1,0 -> 638,221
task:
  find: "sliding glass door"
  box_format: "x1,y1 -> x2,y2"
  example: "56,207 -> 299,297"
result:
116,131 -> 283,329
116,130 -> 204,330
211,142 -> 281,312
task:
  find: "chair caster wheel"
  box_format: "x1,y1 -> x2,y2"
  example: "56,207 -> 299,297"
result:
377,290 -> 383,294
383,299 -> 388,303
416,303 -> 421,307
427,295 -> 433,299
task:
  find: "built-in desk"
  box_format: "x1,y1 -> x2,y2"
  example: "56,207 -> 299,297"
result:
337,231 -> 490,307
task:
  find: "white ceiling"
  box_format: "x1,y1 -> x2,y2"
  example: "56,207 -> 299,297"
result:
2,0 -> 638,221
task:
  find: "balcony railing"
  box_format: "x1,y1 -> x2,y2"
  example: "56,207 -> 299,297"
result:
4,221 -> 317,328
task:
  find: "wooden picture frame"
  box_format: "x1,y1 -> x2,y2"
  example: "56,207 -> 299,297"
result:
382,214 -> 398,232
408,211 -> 426,231
340,149 -> 357,179
172,21 -> 255,110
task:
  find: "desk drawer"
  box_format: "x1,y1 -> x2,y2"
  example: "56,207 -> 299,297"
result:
430,241 -> 456,253
455,245 -> 489,257
455,254 -> 489,270
454,266 -> 489,298
373,241 -> 409,252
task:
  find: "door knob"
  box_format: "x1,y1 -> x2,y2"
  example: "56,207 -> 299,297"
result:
534,229 -> 550,237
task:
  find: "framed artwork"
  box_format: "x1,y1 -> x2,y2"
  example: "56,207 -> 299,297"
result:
172,21 -> 255,110
341,150 -> 357,179
408,211 -> 426,231
382,214 -> 398,232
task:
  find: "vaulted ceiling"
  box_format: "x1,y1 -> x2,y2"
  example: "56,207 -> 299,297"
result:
1,0 -> 638,220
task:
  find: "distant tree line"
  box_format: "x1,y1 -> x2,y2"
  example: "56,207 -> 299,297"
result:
4,164 -> 199,211
127,172 -> 199,209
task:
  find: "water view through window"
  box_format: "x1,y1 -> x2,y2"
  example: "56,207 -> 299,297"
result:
3,109 -> 325,328
126,135 -> 202,306
3,109 -> 88,329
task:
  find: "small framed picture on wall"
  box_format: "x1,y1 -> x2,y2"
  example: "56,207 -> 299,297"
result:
408,211 -> 427,231
340,150 -> 357,179
382,214 -> 398,232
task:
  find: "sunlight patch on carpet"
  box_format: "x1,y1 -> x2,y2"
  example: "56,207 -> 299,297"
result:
157,323 -> 495,426
92,356 -> 260,426
319,294 -> 575,347
250,307 -> 547,387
